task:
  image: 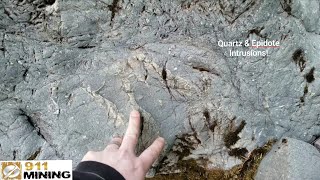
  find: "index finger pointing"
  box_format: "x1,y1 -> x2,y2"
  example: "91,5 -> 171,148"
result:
120,110 -> 141,151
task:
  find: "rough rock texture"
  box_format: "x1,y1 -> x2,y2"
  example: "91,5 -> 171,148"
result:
1,0 -> 320,175
314,138 -> 320,151
255,137 -> 320,180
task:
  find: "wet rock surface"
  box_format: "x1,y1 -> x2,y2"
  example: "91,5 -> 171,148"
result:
1,0 -> 320,175
256,137 -> 320,180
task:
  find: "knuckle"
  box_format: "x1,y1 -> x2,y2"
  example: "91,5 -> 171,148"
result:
84,151 -> 97,159
119,149 -> 130,158
113,136 -> 123,141
86,151 -> 95,156
111,139 -> 122,145
126,132 -> 138,140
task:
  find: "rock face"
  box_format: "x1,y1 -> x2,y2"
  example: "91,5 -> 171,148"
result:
315,138 -> 320,151
0,0 -> 320,175
256,137 -> 320,180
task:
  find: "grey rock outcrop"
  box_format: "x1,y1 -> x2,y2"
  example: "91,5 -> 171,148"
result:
1,0 -> 320,175
256,137 -> 320,180
314,138 -> 320,151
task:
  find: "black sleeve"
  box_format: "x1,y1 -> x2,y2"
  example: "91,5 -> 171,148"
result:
73,161 -> 125,180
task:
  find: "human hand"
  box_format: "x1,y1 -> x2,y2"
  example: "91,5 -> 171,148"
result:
81,110 -> 165,180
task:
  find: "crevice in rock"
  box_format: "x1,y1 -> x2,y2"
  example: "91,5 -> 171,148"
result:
22,0 -> 55,25
299,84 -> 308,106
238,140 -> 276,178
280,0 -> 292,15
13,150 -> 17,160
248,27 -> 266,39
292,49 -> 306,72
108,0 -> 121,25
19,109 -> 47,141
172,133 -> 199,160
1,34 -> 5,57
162,62 -> 167,82
228,147 -> 248,160
27,148 -> 41,160
28,11 -> 43,25
77,45 -> 96,49
144,69 -> 148,81
203,110 -> 217,132
311,134 -> 320,145
192,66 -> 220,76
44,0 -> 56,5
305,67 -> 315,83
141,5 -> 146,13
37,4 -> 46,9
22,68 -> 29,81
140,115 -> 144,136
4,8 -> 14,21
223,119 -> 246,148
161,60 -> 177,100
282,138 -> 288,144
160,33 -> 169,39
219,0 -> 255,24
188,117 -> 202,144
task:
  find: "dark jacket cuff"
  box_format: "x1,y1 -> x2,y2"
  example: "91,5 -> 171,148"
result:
73,161 -> 125,180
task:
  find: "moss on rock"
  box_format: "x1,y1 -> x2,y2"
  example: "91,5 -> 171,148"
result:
148,140 -> 275,180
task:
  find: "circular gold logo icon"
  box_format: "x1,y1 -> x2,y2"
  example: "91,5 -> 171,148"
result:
1,162 -> 22,179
